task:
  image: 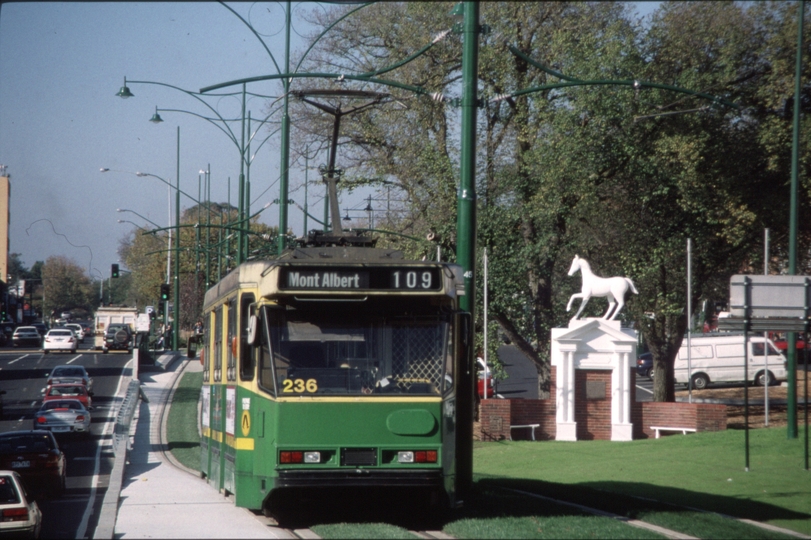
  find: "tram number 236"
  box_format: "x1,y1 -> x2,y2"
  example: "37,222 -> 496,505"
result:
282,378 -> 318,393
391,270 -> 433,289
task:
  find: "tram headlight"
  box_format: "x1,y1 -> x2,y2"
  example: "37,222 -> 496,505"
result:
304,451 -> 321,464
397,451 -> 415,463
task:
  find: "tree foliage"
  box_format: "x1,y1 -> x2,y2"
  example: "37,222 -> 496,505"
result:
41,256 -> 95,317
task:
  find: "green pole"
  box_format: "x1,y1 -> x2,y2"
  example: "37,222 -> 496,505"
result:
304,152 -> 309,236
278,0 -> 292,254
788,0 -> 805,439
245,112 -> 252,261
455,0 -> 479,500
174,126 -> 181,351
237,84 -> 246,265
205,165 -> 211,289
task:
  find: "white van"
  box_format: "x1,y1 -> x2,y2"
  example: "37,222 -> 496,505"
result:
674,334 -> 787,389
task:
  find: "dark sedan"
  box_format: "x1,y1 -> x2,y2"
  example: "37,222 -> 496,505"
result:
11,327 -> 41,348
0,430 -> 66,495
636,352 -> 653,378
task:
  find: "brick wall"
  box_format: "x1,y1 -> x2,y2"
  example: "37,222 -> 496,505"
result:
574,370 -> 612,440
477,364 -> 726,441
636,401 -> 727,439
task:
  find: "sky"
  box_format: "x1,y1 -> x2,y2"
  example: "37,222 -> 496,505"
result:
0,1 -> 661,280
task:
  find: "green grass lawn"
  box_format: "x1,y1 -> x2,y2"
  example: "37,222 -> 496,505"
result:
165,370 -> 203,470
472,429 -> 811,537
166,373 -> 810,538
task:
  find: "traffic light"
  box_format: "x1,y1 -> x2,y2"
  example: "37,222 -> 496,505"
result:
111,264 -> 120,278
160,283 -> 170,301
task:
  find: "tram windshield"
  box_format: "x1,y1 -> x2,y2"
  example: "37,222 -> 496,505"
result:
257,304 -> 452,397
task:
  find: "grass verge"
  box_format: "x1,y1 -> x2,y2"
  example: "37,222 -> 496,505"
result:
472,428 -> 810,536
165,370 -> 203,471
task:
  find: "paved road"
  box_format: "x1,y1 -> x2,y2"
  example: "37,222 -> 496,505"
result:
0,339 -> 132,538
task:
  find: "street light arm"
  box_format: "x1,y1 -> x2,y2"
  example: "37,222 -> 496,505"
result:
124,79 -> 242,144
136,172 -> 201,205
294,2 -> 374,74
116,208 -> 162,229
218,1 -> 282,75
201,72 -> 433,98
156,108 -> 240,149
504,45 -> 739,110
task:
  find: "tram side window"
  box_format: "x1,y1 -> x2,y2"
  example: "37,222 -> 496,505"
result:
240,294 -> 255,381
202,314 -> 210,381
258,310 -> 276,396
227,298 -> 236,381
214,306 -> 223,382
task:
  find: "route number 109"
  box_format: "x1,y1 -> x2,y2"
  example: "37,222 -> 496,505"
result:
391,270 -> 433,289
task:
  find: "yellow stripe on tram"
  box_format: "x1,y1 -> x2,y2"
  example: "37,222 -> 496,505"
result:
273,396 -> 442,403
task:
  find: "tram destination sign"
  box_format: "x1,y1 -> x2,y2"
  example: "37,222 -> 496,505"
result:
280,266 -> 441,291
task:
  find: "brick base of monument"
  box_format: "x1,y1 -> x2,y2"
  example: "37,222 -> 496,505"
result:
478,366 -> 727,441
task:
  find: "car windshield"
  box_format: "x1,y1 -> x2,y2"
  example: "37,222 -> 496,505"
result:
256,302 -> 452,397
42,400 -> 85,411
0,476 -> 21,505
0,433 -> 55,453
52,367 -> 86,378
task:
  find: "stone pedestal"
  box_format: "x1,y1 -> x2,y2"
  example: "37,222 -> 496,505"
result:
551,318 -> 637,441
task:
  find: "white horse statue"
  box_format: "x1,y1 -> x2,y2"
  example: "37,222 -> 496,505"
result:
566,255 -> 638,320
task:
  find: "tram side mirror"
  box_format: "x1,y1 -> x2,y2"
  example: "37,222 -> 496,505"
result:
247,315 -> 258,346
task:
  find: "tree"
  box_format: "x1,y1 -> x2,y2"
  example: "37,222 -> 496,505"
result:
41,256 -> 94,318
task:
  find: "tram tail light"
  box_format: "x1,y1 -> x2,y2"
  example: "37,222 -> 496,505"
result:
280,450 -> 322,464
397,450 -> 437,463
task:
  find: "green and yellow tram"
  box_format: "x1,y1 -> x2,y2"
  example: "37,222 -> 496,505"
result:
199,242 -> 473,519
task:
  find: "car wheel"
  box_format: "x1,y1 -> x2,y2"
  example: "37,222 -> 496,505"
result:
43,350 -> 49,354
644,367 -> 652,378
691,373 -> 709,390
755,370 -> 774,387
71,348 -> 77,354
102,349 -> 108,354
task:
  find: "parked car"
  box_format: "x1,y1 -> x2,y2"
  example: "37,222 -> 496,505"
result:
674,334 -> 786,389
0,430 -> 66,495
0,471 -> 42,539
11,327 -> 41,348
79,322 -> 93,338
45,365 -> 93,393
0,322 -> 15,342
42,384 -> 92,409
103,324 -> 133,353
42,329 -> 77,354
29,323 -> 48,337
477,357 -> 494,398
33,399 -> 92,437
636,352 -> 653,378
64,323 -> 85,343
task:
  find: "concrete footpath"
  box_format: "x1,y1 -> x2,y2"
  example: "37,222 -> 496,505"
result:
112,354 -> 288,539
